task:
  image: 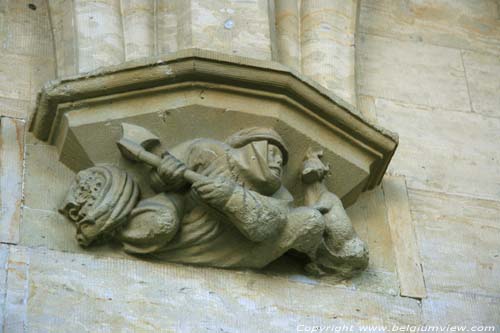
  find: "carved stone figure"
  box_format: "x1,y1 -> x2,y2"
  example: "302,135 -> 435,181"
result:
60,125 -> 368,277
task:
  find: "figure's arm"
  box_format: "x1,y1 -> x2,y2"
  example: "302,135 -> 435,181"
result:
192,177 -> 288,242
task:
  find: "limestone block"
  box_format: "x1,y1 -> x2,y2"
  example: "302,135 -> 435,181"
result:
156,0 -> 184,54
300,0 -> 357,106
0,53 -> 31,102
344,187 -> 399,295
0,118 -> 24,244
357,34 -> 470,112
347,188 -> 397,275
121,0 -> 155,61
374,97 -> 500,201
23,248 -> 420,332
20,207 -> 126,259
359,0 -> 500,56
382,176 -> 426,299
409,189 -> 500,297
274,0 -> 300,71
0,244 -> 8,330
74,0 -> 125,73
23,143 -> 75,211
0,53 -> 54,118
0,98 -> 30,123
423,292 -> 500,326
190,0 -> 272,60
462,50 -> 500,118
357,95 -> 378,124
48,0 -> 77,77
0,0 -> 53,57
3,246 -> 29,332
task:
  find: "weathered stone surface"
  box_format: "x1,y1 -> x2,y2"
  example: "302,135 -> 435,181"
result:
357,34 -> 470,111
3,246 -> 29,332
47,0 -> 77,77
0,53 -> 54,118
20,207 -> 126,259
409,189 -> 500,297
121,0 -> 155,61
359,0 -> 500,56
23,248 -> 421,332
423,292 -> 500,326
383,176 -> 426,299
191,0 -> 272,60
374,97 -> 500,201
274,0 -> 300,71
0,117 -> 24,244
301,0 -> 358,106
23,143 -> 75,211
0,244 -> 8,330
74,0 -> 125,73
462,50 -> 500,118
0,0 -> 53,57
0,53 -> 31,102
343,187 -> 399,295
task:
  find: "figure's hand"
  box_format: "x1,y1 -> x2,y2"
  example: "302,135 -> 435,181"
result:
191,177 -> 236,208
156,153 -> 188,189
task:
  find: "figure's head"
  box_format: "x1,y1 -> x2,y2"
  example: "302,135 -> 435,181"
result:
59,165 -> 140,247
226,127 -> 288,195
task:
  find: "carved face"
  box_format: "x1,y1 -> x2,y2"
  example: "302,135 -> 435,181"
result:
267,144 -> 283,178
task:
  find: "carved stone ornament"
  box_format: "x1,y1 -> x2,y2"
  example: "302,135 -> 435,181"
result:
30,50 -> 398,277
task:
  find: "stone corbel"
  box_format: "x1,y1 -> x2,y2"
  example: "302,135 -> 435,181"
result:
30,49 -> 398,276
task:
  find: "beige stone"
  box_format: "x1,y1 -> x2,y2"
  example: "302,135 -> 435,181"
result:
0,53 -> 54,118
29,50 -> 397,207
409,189 -> 500,297
122,0 -> 155,61
0,53 -> 31,102
422,292 -> 500,326
357,34 -> 470,111
462,50 -> 500,118
190,0 -> 272,60
74,0 -> 125,73
23,143 -> 75,211
0,244 -> 8,330
359,0 -> 500,56
301,0 -> 358,106
374,97 -> 500,201
0,0 -> 53,58
274,0 -> 300,71
0,117 -> 24,244
382,176 -> 426,299
22,248 -> 420,332
47,0 -> 77,77
3,246 -> 29,332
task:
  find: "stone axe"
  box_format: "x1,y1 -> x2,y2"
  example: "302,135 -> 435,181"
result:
116,123 -> 204,183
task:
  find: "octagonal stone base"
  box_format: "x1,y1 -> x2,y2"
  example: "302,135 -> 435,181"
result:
30,49 -> 397,207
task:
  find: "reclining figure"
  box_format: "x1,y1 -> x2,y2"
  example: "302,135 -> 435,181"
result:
60,127 -> 368,277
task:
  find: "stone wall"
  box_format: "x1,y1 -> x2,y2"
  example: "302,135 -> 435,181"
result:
0,0 -> 499,331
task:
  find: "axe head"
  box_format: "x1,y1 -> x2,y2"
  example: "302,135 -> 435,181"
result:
117,123 -> 160,161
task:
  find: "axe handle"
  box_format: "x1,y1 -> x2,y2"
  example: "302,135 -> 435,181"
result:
136,149 -> 205,183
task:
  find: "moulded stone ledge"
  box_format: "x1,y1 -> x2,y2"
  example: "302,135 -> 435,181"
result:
29,49 -> 397,206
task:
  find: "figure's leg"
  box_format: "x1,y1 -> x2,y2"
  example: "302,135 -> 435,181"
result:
309,195 -> 369,277
238,207 -> 325,269
286,207 -> 326,260
116,193 -> 184,255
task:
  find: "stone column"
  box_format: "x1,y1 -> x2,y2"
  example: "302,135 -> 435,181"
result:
300,0 -> 358,106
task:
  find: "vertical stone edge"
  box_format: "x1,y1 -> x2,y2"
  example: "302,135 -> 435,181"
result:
273,0 -> 300,71
0,244 -> 9,330
382,175 -> 427,299
0,117 -> 25,244
2,246 -> 30,332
